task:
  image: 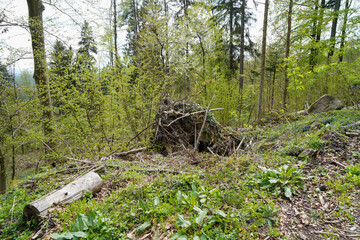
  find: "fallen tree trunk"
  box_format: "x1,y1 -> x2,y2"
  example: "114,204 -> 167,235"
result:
24,171 -> 103,221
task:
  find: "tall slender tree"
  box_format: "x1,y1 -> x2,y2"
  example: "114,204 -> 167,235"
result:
257,0 -> 269,125
76,20 -> 97,72
238,0 -> 246,118
26,0 -> 54,151
113,0 -> 120,65
328,0 -> 342,61
338,0 -> 351,62
283,0 -> 293,110
213,0 -> 244,76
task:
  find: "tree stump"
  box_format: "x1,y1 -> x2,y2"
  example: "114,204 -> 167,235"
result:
23,171 -> 103,221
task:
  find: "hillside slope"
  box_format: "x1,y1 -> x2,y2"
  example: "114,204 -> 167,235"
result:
1,110 -> 359,240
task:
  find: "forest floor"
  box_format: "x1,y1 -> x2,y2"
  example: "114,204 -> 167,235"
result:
1,109 -> 360,240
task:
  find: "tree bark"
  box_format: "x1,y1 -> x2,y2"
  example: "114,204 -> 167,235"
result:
257,0 -> 269,125
0,145 -> 5,194
283,0 -> 293,110
113,0 -> 119,65
339,0 -> 350,62
24,171 -> 103,221
26,0 -> 54,151
229,0 -> 234,76
309,0 -> 325,70
328,0 -> 342,61
238,0 -> 246,121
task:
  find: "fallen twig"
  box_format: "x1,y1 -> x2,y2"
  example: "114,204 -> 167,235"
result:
232,136 -> 246,156
66,157 -> 93,165
55,166 -> 93,174
107,165 -> 184,174
166,108 -> 223,127
195,95 -> 215,151
331,160 -> 347,168
112,147 -> 148,157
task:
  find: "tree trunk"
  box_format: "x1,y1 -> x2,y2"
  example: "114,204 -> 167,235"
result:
271,68 -> 276,110
24,171 -> 103,221
257,0 -> 269,125
309,0 -> 319,70
309,0 -> 326,70
229,0 -> 234,76
0,145 -> 5,194
26,0 -> 54,151
328,0 -> 342,61
238,0 -> 246,121
10,118 -> 15,180
339,0 -> 350,62
113,0 -> 119,65
283,0 -> 293,110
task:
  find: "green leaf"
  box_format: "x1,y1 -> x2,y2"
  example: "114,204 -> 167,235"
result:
176,191 -> 182,205
200,235 -> 207,240
86,211 -> 97,227
71,231 -> 89,238
193,205 -> 202,213
177,214 -> 191,228
190,193 -> 197,209
215,210 -> 226,218
72,214 -> 88,232
153,196 -> 160,207
139,199 -> 147,212
195,209 -> 208,225
169,233 -> 188,240
136,221 -> 152,232
51,231 -> 87,240
194,236 -> 201,240
284,187 -> 292,199
269,179 -> 279,184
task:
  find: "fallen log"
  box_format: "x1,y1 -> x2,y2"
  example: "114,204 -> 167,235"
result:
23,171 -> 103,221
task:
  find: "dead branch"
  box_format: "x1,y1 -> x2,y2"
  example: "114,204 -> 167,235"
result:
55,166 -> 93,174
166,108 -> 224,127
112,147 -> 147,157
107,165 -> 184,174
66,157 -> 93,165
195,95 -> 215,151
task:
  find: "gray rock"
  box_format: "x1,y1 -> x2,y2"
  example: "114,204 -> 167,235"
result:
308,94 -> 344,114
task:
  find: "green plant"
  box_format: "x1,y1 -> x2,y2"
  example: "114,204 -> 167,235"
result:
346,164 -> 360,176
305,134 -> 326,150
171,207 -> 228,240
51,210 -> 111,240
255,164 -> 305,199
258,205 -> 280,228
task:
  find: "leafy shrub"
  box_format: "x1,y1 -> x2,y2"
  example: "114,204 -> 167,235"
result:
255,165 -> 305,200
257,205 -> 280,228
305,134 -> 326,150
51,210 -> 116,240
346,164 -> 360,176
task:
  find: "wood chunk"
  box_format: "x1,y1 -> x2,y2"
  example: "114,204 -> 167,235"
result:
23,171 -> 103,221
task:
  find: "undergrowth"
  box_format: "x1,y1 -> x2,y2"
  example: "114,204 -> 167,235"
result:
1,109 -> 360,239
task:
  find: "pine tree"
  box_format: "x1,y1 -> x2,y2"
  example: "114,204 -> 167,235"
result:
76,21 -> 97,72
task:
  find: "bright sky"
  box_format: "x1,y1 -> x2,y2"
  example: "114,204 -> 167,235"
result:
0,0 -> 127,74
0,0 -> 264,75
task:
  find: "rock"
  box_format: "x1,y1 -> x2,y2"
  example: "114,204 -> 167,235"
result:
308,94 -> 344,114
298,149 -> 317,159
